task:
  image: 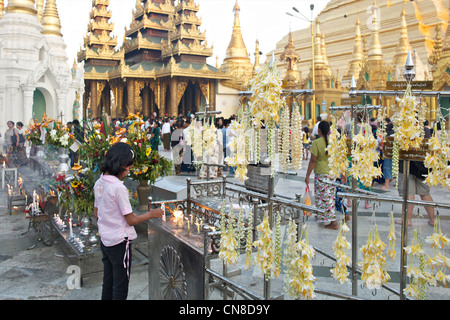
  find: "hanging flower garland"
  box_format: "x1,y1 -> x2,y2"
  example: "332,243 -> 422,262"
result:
218,200 -> 239,266
186,119 -> 203,163
248,58 -> 284,128
425,215 -> 450,287
202,120 -> 217,158
330,222 -> 351,284
292,224 -> 317,300
278,103 -> 291,174
326,117 -> 349,180
359,210 -> 390,289
244,208 -> 254,270
273,213 -> 282,278
253,211 -> 275,280
224,118 -> 249,183
387,210 -> 397,261
290,103 -> 304,171
392,84 -> 424,151
349,123 -> 382,188
283,219 -> 300,299
404,229 -> 433,299
424,123 -> 450,189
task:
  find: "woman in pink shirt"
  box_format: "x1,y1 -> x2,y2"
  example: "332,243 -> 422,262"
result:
94,142 -> 163,300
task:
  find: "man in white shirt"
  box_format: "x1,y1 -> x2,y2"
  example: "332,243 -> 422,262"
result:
311,116 -> 321,141
161,118 -> 171,151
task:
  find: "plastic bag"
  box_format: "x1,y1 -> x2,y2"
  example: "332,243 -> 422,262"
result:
303,185 -> 312,217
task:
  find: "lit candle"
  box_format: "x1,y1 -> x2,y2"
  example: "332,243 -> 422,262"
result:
186,217 -> 190,232
195,217 -> 200,234
161,203 -> 166,222
69,212 -> 73,238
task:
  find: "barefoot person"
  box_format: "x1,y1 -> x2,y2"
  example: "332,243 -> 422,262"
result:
94,142 -> 163,300
305,121 -> 338,229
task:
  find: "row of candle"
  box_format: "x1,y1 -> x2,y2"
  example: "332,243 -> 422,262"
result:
161,203 -> 215,234
54,214 -> 85,252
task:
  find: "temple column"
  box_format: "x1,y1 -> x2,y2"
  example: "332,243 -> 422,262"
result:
208,79 -> 215,111
90,80 -> 98,119
56,89 -> 68,122
169,77 -> 177,117
127,78 -> 135,115
22,85 -> 35,126
159,81 -> 166,118
194,85 -> 201,115
142,86 -> 150,117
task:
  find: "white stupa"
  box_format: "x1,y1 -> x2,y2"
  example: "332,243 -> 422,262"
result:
0,0 -> 84,138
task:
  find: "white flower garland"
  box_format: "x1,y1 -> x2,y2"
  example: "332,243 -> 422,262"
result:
290,103 -> 304,171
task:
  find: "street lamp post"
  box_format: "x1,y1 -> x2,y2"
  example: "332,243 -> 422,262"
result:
288,4 -> 316,123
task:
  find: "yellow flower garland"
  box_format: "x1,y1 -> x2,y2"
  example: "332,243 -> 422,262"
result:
326,117 -> 349,180
349,123 -> 382,188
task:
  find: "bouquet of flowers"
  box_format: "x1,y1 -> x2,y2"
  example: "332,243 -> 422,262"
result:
46,120 -> 75,149
26,119 -> 45,146
80,121 -> 111,170
70,169 -> 96,216
125,115 -> 172,183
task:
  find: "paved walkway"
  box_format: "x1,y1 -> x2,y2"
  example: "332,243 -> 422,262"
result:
1,151 -> 450,300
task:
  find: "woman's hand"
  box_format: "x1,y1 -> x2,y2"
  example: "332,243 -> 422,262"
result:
305,176 -> 310,186
149,208 -> 164,219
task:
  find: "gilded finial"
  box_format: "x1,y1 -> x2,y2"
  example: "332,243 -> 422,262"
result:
5,0 -> 37,16
41,0 -> 62,37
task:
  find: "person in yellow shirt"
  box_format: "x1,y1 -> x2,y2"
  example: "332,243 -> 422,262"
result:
305,121 -> 338,229
302,127 -> 310,160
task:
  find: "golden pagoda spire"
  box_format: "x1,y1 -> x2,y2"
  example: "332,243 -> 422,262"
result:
36,0 -> 44,22
5,0 -> 37,15
314,18 -> 324,65
391,7 -> 411,67
41,0 -> 62,37
224,0 -> 250,62
343,17 -> 363,81
0,0 -> 4,18
368,7 -> 383,61
281,31 -> 300,88
253,38 -> 261,74
321,32 -> 329,66
428,24 -> 443,70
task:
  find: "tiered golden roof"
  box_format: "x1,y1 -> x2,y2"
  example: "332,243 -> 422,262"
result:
78,0 -> 123,63
78,0 -> 229,119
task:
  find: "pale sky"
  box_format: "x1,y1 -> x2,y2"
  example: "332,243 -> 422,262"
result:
53,0 -> 330,67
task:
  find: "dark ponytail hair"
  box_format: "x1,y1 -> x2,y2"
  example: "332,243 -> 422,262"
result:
100,142 -> 135,177
318,121 -> 331,154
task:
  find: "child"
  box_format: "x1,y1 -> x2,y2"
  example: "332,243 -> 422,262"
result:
94,142 -> 163,300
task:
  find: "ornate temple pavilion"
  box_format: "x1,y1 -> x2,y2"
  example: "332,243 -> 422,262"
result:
78,0 -> 231,120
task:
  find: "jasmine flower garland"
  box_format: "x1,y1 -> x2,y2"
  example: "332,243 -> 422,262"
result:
349,123 -> 382,188
253,211 -> 274,280
326,117 -> 349,180
290,103 -> 304,171
330,222 -> 351,284
392,84 -> 424,151
244,208 -> 254,270
273,213 -> 282,278
278,103 -> 291,174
